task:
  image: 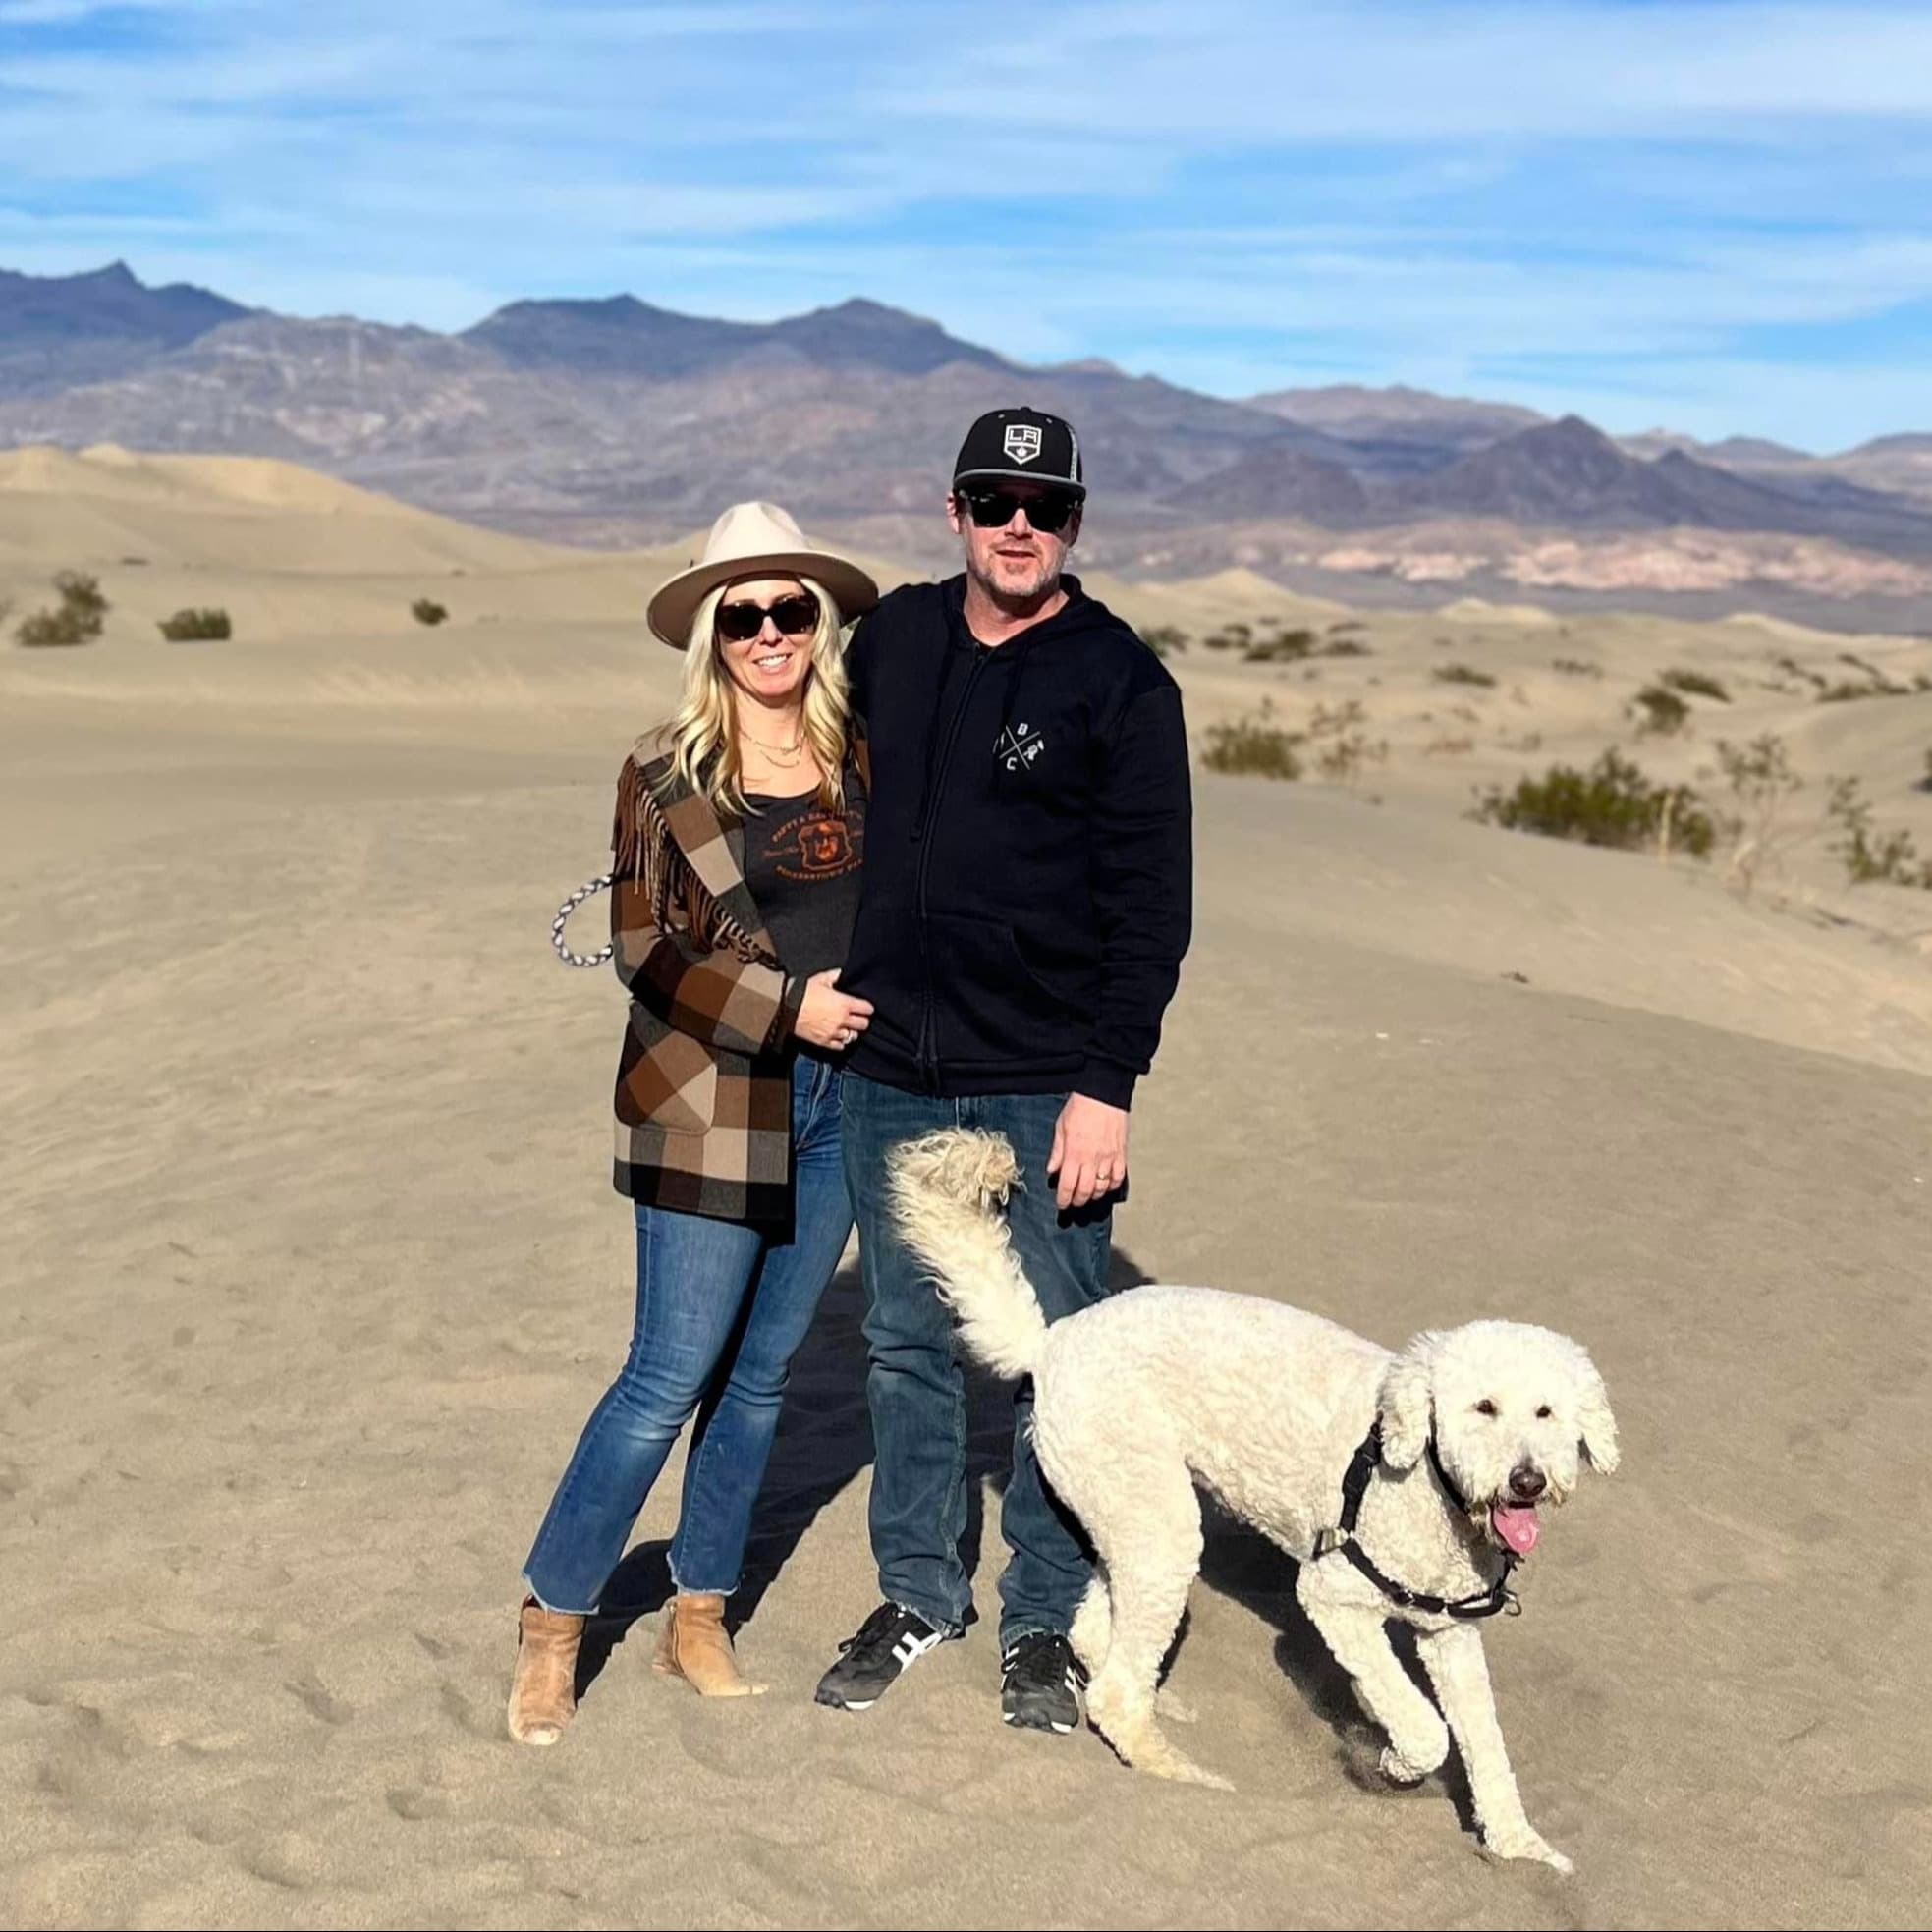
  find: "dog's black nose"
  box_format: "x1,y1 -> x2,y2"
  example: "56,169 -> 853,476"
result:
1509,1465 -> 1547,1502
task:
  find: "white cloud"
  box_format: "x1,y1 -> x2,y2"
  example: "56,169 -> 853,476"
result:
0,2 -> 1927,447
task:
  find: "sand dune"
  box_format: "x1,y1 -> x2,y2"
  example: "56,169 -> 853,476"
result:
3,456 -> 1928,1929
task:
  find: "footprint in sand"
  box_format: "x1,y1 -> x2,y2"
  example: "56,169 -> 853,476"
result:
282,1675 -> 351,1726
437,1677 -> 503,1740
386,1785 -> 452,1822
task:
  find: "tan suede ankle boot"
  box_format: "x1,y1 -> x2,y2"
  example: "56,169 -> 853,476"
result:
652,1593 -> 765,1697
507,1597 -> 584,1745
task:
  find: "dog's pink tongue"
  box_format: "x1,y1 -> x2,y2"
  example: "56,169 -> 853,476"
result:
1492,1504 -> 1540,1555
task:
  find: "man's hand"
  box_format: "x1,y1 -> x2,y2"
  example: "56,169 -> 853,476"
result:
1048,1093 -> 1130,1211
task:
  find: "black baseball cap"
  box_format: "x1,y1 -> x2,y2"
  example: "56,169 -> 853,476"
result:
952,407 -> 1086,500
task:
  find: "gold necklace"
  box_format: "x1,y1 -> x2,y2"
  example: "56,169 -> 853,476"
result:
742,716 -> 806,757
744,733 -> 805,765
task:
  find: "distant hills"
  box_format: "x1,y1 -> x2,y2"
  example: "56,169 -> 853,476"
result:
4,261 -> 1930,622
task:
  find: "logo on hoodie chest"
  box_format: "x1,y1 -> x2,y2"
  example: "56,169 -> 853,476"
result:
995,720 -> 1046,773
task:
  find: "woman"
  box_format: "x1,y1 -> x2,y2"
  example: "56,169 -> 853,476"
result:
509,502 -> 879,1743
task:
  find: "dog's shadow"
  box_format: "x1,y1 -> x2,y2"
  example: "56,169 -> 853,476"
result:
1192,1485 -> 1479,1831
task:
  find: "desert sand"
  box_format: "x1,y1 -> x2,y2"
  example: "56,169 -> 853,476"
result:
2,449 -> 1928,1929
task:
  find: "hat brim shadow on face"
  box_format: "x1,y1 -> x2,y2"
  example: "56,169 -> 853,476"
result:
646,551 -> 880,650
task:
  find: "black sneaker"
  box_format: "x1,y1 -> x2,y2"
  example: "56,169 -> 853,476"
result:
1000,1632 -> 1084,1735
814,1602 -> 950,1712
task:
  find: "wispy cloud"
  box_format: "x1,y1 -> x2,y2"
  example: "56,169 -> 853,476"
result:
0,1 -> 1929,449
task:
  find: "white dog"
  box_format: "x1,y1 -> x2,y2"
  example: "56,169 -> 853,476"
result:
888,1129 -> 1619,1874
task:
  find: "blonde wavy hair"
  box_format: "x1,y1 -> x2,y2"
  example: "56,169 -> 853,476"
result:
659,575 -> 850,818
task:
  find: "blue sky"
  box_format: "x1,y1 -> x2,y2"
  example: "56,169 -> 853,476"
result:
2,0 -> 1931,453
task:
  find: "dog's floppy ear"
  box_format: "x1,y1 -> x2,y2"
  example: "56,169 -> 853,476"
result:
1576,1358 -> 1620,1474
1376,1335 -> 1438,1471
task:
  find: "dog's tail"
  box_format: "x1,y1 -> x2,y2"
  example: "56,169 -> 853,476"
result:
886,1129 -> 1047,1381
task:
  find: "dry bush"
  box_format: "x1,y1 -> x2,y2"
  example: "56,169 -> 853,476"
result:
1473,749 -> 1715,857
158,607 -> 232,641
1632,685 -> 1691,735
15,570 -> 108,648
1661,667 -> 1731,702
1199,701 -> 1303,780
1712,734 -> 1807,900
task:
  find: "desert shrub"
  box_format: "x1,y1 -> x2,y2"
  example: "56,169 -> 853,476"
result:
1244,628 -> 1317,663
1919,748 -> 1932,795
1136,624 -> 1188,657
1825,778 -> 1932,888
1423,734 -> 1475,756
1473,749 -> 1715,857
158,607 -> 232,641
412,597 -> 450,627
15,570 -> 109,648
1817,677 -> 1908,702
1434,662 -> 1495,688
1317,636 -> 1371,658
1306,698 -> 1388,784
1200,702 -> 1303,781
1661,667 -> 1731,702
1551,657 -> 1603,678
1774,653 -> 1827,690
1632,684 -> 1691,735
1713,734 -> 1806,900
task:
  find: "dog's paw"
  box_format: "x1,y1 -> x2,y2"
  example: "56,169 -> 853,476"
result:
1378,1744 -> 1431,1788
1482,1828 -> 1573,1876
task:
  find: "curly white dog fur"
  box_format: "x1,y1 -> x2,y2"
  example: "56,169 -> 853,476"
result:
887,1128 -> 1619,1875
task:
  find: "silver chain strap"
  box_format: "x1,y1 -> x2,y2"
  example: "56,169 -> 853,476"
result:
551,873 -> 615,967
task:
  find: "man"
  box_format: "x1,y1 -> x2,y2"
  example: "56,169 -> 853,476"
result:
815,407 -> 1193,1734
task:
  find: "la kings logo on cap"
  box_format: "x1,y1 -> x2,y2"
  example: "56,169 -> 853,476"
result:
1003,423 -> 1043,465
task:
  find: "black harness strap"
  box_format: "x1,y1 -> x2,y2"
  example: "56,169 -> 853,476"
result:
1314,1423 -> 1519,1622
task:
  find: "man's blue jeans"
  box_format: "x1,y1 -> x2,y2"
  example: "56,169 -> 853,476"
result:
842,1073 -> 1111,1647
524,1056 -> 851,1614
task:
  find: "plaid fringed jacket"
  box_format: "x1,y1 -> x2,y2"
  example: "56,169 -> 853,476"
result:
607,739 -> 865,1224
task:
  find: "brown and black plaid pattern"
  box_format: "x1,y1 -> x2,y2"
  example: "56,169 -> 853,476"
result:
607,743 -> 861,1225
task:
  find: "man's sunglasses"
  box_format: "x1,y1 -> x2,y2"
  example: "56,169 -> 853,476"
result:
957,486 -> 1080,536
716,592 -> 820,642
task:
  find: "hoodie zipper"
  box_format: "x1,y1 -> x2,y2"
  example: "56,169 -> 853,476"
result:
912,644 -> 990,1092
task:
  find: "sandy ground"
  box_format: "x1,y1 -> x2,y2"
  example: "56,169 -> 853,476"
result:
2,452 -> 1929,1929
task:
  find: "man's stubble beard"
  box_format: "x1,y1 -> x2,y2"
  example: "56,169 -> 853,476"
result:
966,542 -> 1063,611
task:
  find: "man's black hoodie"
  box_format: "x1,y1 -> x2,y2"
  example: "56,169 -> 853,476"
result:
840,573 -> 1191,1109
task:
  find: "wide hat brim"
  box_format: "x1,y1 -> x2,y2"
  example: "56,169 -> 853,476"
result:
646,548 -> 880,649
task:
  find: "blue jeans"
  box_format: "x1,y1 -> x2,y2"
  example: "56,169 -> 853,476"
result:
524,1056 -> 851,1614
842,1074 -> 1112,1647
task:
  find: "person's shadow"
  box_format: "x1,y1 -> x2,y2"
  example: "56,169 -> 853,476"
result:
575,1243 -> 1156,1696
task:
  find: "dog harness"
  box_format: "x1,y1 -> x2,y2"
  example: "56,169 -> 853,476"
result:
1311,1423 -> 1520,1621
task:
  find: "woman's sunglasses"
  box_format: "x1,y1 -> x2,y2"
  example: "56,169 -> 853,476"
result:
716,592 -> 820,643
957,486 -> 1080,536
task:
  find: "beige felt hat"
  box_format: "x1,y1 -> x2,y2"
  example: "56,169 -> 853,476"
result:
645,501 -> 880,648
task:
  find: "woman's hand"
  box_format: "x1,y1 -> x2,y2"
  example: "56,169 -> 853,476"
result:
795,968 -> 873,1052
